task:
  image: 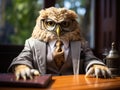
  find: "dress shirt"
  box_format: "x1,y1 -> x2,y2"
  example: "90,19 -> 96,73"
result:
47,40 -> 69,61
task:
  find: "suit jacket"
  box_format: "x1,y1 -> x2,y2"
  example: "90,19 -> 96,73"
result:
8,38 -> 104,75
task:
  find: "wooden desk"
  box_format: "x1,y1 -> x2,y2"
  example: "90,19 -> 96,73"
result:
0,75 -> 120,90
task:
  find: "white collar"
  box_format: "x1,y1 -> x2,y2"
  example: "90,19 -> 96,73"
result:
49,40 -> 69,49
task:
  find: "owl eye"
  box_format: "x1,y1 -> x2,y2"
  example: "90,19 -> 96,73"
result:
43,19 -> 56,31
61,21 -> 70,28
45,21 -> 55,27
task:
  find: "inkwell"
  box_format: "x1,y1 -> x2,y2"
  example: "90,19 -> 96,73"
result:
105,42 -> 120,76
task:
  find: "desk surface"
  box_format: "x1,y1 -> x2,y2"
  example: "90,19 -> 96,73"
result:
1,75 -> 120,90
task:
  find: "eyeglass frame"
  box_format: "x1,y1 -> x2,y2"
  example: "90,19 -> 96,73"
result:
40,18 -> 75,32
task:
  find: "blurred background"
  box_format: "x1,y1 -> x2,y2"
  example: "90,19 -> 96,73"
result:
0,0 -> 43,45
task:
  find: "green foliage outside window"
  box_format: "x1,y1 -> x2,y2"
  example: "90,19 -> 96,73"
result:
6,0 -> 42,45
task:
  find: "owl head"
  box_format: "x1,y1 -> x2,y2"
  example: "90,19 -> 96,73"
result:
32,7 -> 84,42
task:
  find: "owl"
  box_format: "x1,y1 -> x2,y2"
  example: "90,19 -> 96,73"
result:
32,7 -> 84,42
9,7 -> 112,80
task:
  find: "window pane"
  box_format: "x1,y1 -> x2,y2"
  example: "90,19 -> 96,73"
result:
0,0 -> 43,45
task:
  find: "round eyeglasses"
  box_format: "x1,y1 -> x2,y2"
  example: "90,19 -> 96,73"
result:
41,19 -> 74,32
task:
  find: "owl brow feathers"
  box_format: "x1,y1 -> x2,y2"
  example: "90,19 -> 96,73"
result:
39,7 -> 78,21
32,7 -> 84,42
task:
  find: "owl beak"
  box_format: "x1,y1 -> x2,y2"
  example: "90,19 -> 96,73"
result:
56,25 -> 61,37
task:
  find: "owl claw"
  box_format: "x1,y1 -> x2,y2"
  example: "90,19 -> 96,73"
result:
15,73 -> 20,81
85,65 -> 112,78
85,67 -> 94,78
15,65 -> 40,80
31,69 -> 40,76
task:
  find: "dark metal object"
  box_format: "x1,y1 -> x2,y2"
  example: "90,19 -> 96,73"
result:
105,42 -> 120,76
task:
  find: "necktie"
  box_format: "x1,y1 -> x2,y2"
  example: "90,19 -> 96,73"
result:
53,40 -> 65,69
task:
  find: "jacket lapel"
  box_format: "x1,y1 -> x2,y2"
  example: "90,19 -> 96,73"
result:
34,40 -> 47,74
70,41 -> 81,74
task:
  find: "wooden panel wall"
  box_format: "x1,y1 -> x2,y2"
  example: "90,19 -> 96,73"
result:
95,0 -> 120,59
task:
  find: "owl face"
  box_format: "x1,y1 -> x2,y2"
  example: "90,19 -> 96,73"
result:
32,7 -> 83,42
41,18 -> 75,37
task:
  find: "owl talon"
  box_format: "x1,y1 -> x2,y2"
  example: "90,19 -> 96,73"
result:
86,65 -> 112,78
15,65 -> 40,80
